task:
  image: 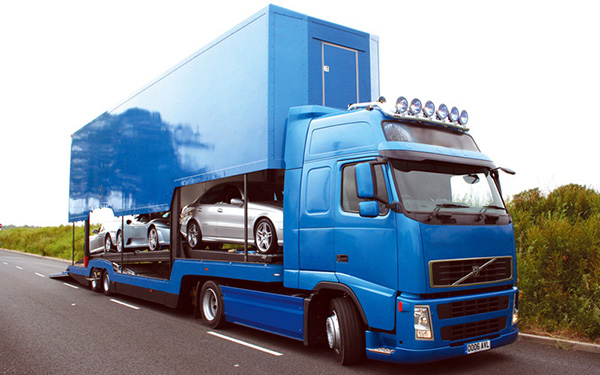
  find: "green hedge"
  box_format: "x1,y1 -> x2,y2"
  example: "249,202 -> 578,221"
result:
0,225 -> 86,261
508,184 -> 600,340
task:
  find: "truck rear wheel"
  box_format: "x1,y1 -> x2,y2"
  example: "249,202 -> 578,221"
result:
326,297 -> 364,365
102,271 -> 113,296
90,269 -> 102,292
200,281 -> 226,328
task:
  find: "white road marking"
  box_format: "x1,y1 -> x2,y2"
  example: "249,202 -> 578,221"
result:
16,266 -> 23,270
35,272 -> 45,277
3,261 -> 8,265
208,331 -> 283,356
63,283 -> 79,289
110,299 -> 140,310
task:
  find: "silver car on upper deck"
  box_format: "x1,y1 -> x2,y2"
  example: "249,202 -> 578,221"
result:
180,182 -> 283,254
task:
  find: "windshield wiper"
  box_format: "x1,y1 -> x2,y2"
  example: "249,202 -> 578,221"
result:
477,205 -> 506,222
427,203 -> 470,222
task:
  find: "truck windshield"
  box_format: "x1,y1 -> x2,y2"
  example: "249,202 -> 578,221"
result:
390,160 -> 505,215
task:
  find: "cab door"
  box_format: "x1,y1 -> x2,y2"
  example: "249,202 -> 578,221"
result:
334,162 -> 398,292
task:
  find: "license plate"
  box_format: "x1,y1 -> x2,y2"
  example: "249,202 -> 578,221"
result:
465,339 -> 490,354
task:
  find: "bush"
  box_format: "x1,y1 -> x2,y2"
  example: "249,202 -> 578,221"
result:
508,184 -> 600,341
0,225 -> 86,261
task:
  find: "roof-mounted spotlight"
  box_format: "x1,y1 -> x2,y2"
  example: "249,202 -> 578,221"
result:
409,98 -> 422,115
395,96 -> 408,114
423,101 -> 435,118
449,106 -> 460,122
459,110 -> 469,125
436,103 -> 448,120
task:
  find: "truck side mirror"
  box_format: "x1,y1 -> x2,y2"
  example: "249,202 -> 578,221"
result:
355,162 -> 375,199
359,201 -> 379,218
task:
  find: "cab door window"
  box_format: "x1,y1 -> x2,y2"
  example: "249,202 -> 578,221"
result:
341,164 -> 389,215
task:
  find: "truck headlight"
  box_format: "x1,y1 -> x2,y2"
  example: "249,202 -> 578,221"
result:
512,293 -> 519,325
414,305 -> 434,340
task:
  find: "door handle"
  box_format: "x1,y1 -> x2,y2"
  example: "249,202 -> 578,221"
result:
217,208 -> 223,213
336,254 -> 348,263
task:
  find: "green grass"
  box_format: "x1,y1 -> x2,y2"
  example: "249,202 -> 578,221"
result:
0,225 -> 86,261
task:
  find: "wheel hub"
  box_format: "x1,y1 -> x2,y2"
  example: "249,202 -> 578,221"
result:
326,311 -> 340,350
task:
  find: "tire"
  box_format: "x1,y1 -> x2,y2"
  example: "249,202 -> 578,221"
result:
104,235 -> 113,254
102,271 -> 113,296
254,219 -> 278,254
116,231 -> 123,253
187,221 -> 203,249
326,297 -> 365,365
148,227 -> 159,251
90,269 -> 102,292
199,281 -> 226,329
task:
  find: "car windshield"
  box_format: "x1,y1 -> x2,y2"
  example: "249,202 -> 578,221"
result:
247,184 -> 283,202
390,159 -> 505,214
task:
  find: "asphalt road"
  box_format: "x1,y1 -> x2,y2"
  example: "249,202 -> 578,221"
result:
1,249 -> 598,374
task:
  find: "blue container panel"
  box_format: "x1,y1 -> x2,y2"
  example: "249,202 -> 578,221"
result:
221,285 -> 304,341
68,5 -> 377,222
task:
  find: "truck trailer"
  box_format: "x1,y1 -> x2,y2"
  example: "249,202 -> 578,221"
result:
55,5 -> 519,365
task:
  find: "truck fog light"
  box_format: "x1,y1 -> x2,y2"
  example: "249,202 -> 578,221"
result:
414,305 -> 433,340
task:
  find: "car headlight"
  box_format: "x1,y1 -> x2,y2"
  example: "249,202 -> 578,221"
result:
414,305 -> 434,340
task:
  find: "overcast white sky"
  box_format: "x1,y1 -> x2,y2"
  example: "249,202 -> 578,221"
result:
1,0 -> 598,226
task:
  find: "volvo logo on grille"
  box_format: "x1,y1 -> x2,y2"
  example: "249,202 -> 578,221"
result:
452,258 -> 498,286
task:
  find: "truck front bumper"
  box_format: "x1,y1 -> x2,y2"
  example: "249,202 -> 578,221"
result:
365,286 -> 519,363
365,328 -> 518,364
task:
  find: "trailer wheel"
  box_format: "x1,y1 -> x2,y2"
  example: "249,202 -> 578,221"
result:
90,269 -> 102,292
102,271 -> 113,296
148,227 -> 159,251
326,297 -> 365,365
254,219 -> 277,254
200,281 -> 226,328
187,221 -> 203,249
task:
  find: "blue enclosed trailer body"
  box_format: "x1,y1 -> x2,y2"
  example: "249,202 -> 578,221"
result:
61,4 -> 518,366
68,4 -> 378,221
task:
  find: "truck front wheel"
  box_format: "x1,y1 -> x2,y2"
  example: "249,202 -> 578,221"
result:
326,297 -> 364,365
200,281 -> 226,329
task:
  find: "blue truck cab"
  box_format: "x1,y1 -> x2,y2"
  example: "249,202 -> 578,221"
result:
283,101 -> 518,363
58,5 -> 517,365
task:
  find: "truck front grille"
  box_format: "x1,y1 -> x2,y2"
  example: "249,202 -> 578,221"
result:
437,295 -> 510,319
429,257 -> 512,288
440,317 -> 507,341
